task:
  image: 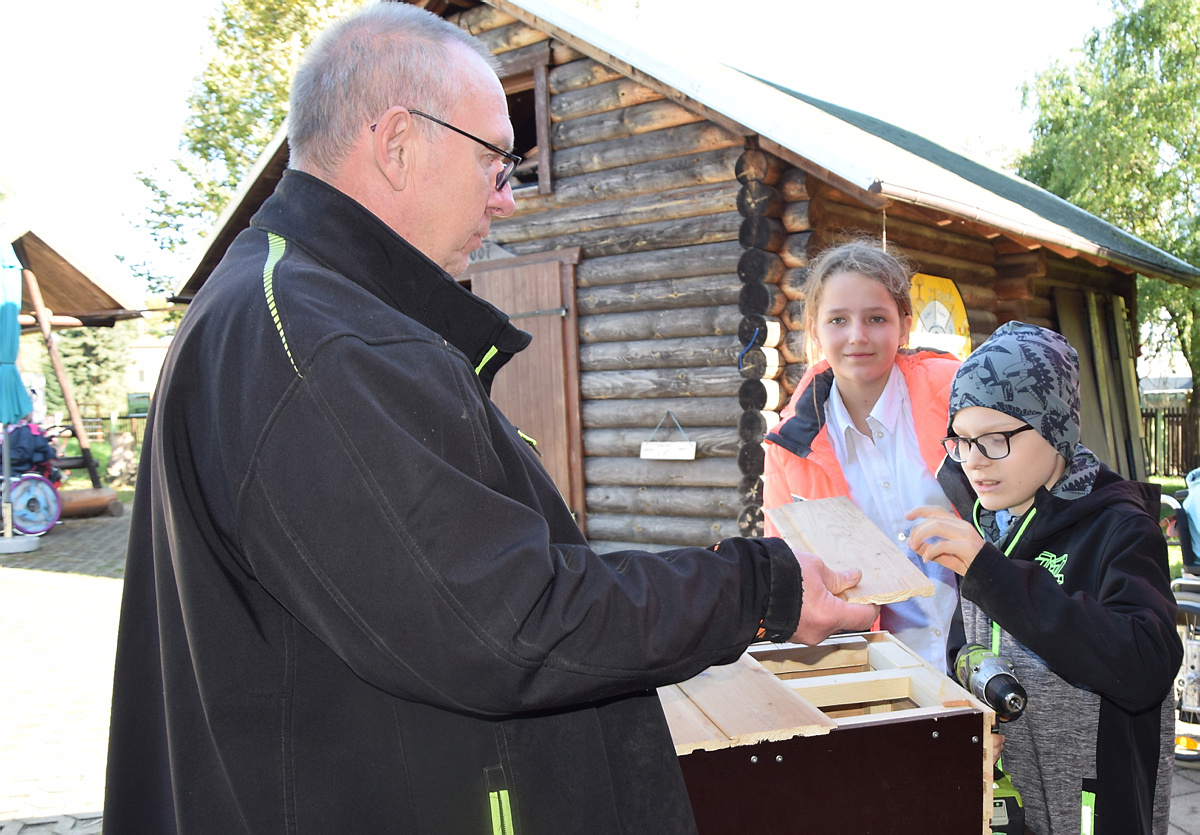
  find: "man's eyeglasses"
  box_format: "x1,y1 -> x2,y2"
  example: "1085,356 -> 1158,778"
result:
941,424 -> 1036,462
371,109 -> 522,191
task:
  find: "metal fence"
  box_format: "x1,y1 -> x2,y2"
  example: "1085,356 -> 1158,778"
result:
1142,406 -> 1192,476
49,412 -> 147,448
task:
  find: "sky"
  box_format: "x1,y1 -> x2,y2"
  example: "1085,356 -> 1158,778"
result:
0,0 -> 224,301
0,0 -> 1116,306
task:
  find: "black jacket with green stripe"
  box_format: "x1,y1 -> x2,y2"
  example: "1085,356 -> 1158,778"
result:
940,459 -> 1180,834
103,169 -> 803,834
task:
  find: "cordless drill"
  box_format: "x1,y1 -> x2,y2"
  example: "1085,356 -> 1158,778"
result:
954,644 -> 1028,834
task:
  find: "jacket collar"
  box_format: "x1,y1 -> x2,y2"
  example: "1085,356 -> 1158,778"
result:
250,169 -> 530,389
766,365 -> 835,457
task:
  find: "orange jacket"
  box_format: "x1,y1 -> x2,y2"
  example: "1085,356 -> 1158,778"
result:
762,350 -> 960,537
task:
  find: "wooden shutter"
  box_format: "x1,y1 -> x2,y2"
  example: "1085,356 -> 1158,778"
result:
466,249 -> 584,525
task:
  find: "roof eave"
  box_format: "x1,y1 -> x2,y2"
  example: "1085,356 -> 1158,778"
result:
876,181 -> 1200,288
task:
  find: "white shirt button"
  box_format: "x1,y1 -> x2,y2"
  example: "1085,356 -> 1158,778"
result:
882,481 -> 891,489
897,532 -> 907,541
875,431 -> 884,440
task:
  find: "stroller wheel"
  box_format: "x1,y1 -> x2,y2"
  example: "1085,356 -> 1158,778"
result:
7,474 -> 61,536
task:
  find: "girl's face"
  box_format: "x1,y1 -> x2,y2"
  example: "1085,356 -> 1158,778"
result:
812,270 -> 911,395
950,406 -> 1067,515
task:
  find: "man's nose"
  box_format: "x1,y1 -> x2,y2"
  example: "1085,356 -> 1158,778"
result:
490,180 -> 516,218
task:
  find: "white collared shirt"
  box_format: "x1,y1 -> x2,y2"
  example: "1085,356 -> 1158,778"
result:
824,366 -> 959,672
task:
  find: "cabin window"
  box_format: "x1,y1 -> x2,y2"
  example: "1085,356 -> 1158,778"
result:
505,81 -> 541,190
498,44 -> 552,195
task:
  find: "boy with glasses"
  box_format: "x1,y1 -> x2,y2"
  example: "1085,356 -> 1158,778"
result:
907,321 -> 1179,834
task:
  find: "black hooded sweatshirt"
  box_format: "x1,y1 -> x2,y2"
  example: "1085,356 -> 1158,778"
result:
939,460 -> 1180,834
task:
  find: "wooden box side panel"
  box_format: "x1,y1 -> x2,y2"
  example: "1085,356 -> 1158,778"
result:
679,711 -> 987,835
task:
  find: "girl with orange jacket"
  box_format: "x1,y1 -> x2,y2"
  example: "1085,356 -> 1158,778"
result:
762,240 -> 961,671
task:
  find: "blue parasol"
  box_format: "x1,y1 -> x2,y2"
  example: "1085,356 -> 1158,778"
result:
0,248 -> 34,544
0,249 -> 33,425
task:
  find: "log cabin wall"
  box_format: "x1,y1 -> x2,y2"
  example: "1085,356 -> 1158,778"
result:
454,8 -> 749,553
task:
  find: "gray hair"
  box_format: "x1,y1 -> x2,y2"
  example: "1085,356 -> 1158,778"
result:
288,1 -> 499,175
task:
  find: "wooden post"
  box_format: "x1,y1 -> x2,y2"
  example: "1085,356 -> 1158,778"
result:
22,269 -> 101,488
534,61 -> 553,195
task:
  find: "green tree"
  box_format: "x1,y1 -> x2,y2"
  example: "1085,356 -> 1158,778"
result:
140,0 -> 361,255
1018,0 -> 1200,468
42,323 -> 135,417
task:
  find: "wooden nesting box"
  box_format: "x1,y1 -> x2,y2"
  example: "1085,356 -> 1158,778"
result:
658,632 -> 995,834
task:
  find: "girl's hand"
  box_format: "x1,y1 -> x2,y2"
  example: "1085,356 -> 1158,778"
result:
905,506 -> 985,576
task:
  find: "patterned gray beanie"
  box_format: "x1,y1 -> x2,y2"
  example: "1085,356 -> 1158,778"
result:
948,321 -> 1081,461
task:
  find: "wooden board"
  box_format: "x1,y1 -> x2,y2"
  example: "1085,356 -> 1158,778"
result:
765,496 -> 935,605
659,654 -> 835,754
749,635 -> 870,678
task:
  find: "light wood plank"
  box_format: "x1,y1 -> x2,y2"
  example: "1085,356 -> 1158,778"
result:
657,684 -> 728,755
785,668 -> 913,707
748,636 -> 869,675
833,703 -> 979,728
765,496 -> 935,605
866,639 -> 924,671
672,654 -> 836,746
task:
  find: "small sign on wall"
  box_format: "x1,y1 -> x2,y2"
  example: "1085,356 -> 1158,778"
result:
640,411 -> 697,460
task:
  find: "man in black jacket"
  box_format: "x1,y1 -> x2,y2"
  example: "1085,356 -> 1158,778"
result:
103,4 -> 876,833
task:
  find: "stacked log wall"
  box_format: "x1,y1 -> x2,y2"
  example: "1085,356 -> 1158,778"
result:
732,149 -> 811,538
470,13 -> 749,553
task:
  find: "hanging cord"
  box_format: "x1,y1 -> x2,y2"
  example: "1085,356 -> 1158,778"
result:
647,410 -> 691,442
737,327 -> 761,371
881,206 -> 887,249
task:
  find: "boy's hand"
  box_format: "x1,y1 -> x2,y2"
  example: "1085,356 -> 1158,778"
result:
905,506 -> 985,576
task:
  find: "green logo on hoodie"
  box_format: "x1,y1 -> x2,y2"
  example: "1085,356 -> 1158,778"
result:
1035,551 -> 1067,585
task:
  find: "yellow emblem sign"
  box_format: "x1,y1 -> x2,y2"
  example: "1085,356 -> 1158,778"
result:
909,273 -> 971,360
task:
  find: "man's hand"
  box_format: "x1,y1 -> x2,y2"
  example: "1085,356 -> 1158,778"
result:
905,506 -> 985,576
789,551 -> 878,645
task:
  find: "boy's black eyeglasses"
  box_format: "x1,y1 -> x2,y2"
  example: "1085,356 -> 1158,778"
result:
941,424 -> 1036,462
371,109 -> 522,191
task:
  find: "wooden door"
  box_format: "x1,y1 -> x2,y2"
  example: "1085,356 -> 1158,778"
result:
466,249 -> 585,525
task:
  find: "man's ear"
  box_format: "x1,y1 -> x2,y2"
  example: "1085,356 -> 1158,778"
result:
373,106 -> 414,191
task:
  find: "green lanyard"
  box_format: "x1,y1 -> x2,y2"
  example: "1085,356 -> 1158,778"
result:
974,504 -> 1039,659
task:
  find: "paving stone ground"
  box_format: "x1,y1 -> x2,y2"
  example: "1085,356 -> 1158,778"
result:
0,512 -> 127,835
2,506 -> 1200,833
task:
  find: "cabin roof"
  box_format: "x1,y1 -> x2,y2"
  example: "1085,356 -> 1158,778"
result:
176,0 -> 1200,296
494,0 -> 1199,286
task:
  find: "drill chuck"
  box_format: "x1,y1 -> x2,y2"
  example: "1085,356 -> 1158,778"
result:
955,644 -> 1028,722
982,672 -> 1028,720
